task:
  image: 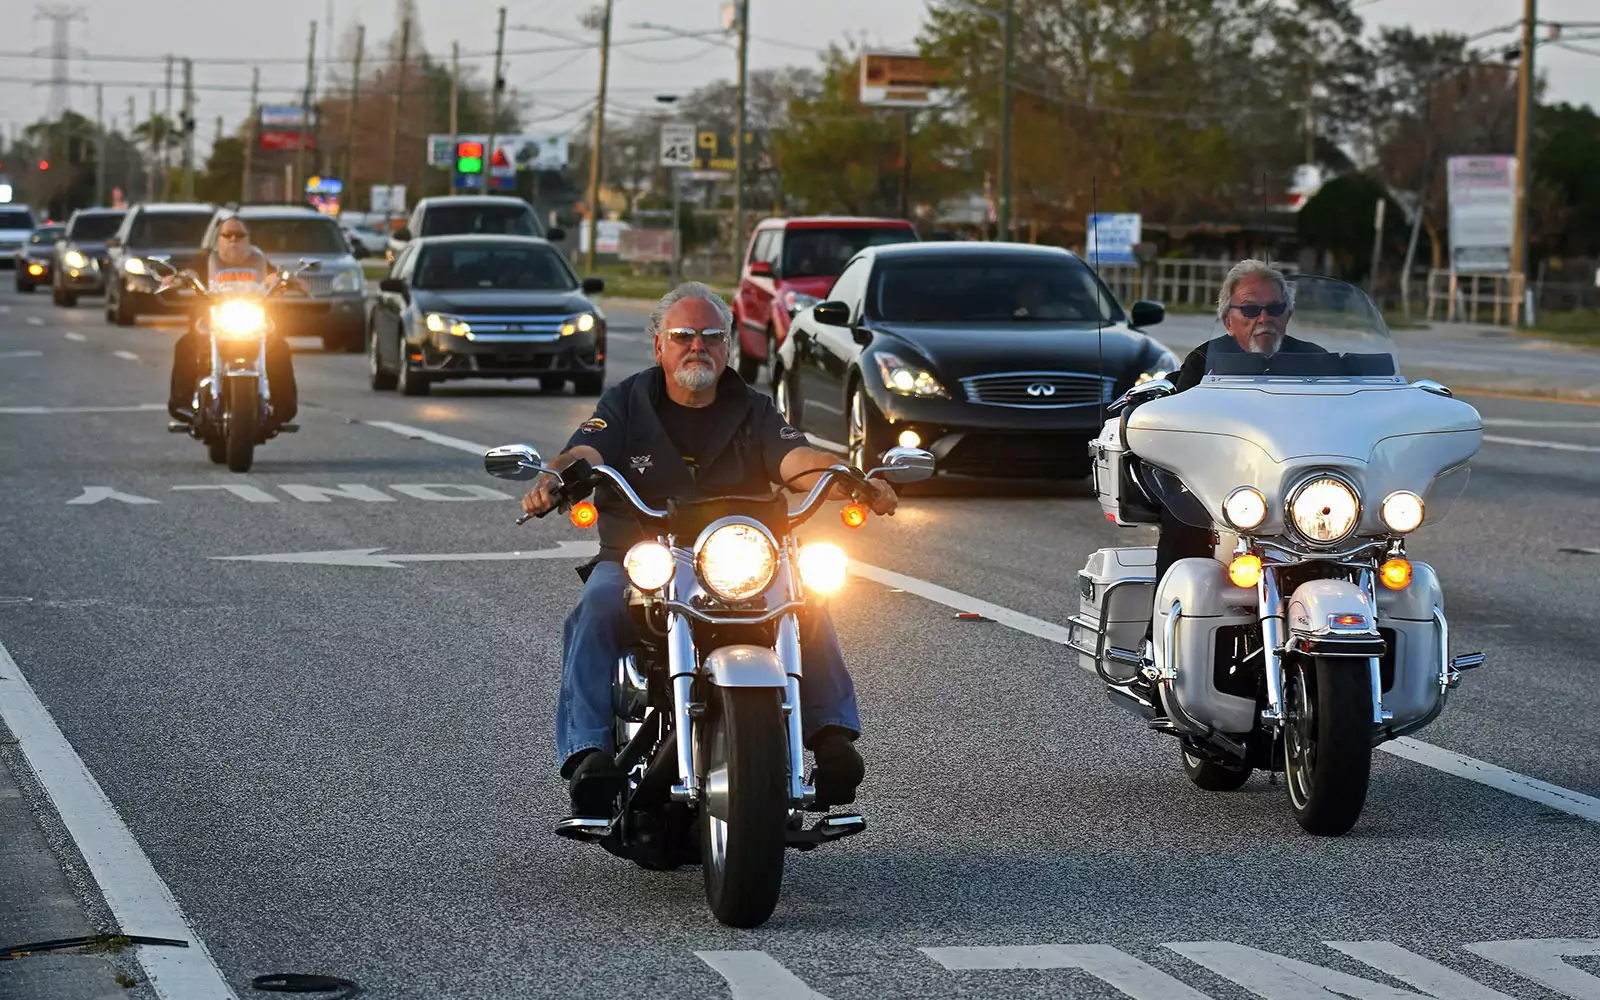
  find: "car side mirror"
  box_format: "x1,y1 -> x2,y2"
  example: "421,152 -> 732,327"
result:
378,277 -> 407,295
868,446 -> 936,484
484,444 -> 547,481
393,226 -> 413,242
581,276 -> 605,294
1129,300 -> 1166,327
813,300 -> 850,327
749,259 -> 773,278
546,227 -> 567,242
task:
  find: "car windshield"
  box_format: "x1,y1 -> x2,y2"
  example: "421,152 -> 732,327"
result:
781,227 -> 915,279
29,227 -> 63,244
69,214 -> 124,241
413,245 -> 576,291
0,209 -> 34,229
130,212 -> 212,247
245,218 -> 348,255
419,204 -> 538,237
869,255 -> 1122,324
1201,275 -> 1400,380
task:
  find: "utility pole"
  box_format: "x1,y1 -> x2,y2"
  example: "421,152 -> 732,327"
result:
162,56 -> 173,199
146,90 -> 157,202
385,14 -> 412,227
94,84 -> 104,206
296,20 -> 318,204
487,7 -> 507,194
242,67 -> 259,203
1512,0 -> 1536,325
181,58 -> 195,200
126,94 -> 137,198
584,0 -> 613,272
899,109 -> 911,219
342,24 -> 364,187
998,0 -> 1013,241
450,41 -> 460,197
733,0 -> 749,266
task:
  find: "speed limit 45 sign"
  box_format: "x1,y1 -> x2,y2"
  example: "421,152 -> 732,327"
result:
659,124 -> 696,167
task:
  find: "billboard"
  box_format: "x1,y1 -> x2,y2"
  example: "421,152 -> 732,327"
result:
259,104 -> 315,151
1085,213 -> 1141,266
692,128 -> 765,173
859,52 -> 950,108
427,134 -> 570,171
1447,155 -> 1516,273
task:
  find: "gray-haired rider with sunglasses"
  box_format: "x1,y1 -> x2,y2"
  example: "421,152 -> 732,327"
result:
520,282 -> 897,819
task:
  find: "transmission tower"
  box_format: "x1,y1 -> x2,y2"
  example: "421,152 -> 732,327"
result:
35,3 -> 87,119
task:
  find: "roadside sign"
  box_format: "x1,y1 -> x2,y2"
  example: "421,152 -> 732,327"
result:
1085,213 -> 1141,266
660,123 -> 696,168
1447,155 -> 1515,273
427,133 -> 570,170
370,184 -> 406,216
859,52 -> 950,108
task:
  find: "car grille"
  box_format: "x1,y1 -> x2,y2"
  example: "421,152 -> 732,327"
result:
300,274 -> 336,296
457,314 -> 575,341
959,371 -> 1115,408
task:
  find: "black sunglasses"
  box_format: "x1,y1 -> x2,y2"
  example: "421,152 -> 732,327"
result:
1229,301 -> 1288,319
219,231 -> 248,241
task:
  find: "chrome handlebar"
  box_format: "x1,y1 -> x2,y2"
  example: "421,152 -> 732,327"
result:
516,462 -> 867,527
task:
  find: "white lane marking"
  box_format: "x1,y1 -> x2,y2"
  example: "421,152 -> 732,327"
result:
0,638 -> 239,999
0,404 -> 166,414
113,349 -> 139,361
923,945 -> 1212,999
277,483 -> 396,503
361,419 -> 1600,824
65,486 -> 161,505
1326,942 -> 1515,1000
0,349 -> 44,358
1465,939 -> 1600,1000
213,541 -> 600,568
696,951 -> 833,1000
1561,547 -> 1600,556
388,483 -> 513,502
1484,434 -> 1600,454
171,484 -> 279,503
1482,418 -> 1600,429
1167,941 -> 1506,1000
64,331 -> 86,341
26,315 -> 44,326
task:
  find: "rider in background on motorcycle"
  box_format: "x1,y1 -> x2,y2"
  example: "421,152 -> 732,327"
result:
165,215 -> 299,429
520,282 -> 897,819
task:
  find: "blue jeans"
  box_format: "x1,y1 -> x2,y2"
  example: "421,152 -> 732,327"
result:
556,560 -> 862,770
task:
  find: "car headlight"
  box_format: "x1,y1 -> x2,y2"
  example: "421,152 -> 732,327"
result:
1135,349 -> 1181,385
124,258 -> 147,276
876,352 -> 948,398
561,312 -> 597,337
64,250 -> 87,268
212,300 -> 266,337
1222,486 -> 1268,531
330,269 -> 363,293
624,541 -> 674,592
696,522 -> 778,601
425,313 -> 471,337
1289,475 -> 1360,544
781,290 -> 821,315
798,542 -> 848,594
1381,490 -> 1424,533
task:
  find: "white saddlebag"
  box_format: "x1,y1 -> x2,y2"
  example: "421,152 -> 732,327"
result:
1068,546 -> 1157,679
1090,418 -> 1161,527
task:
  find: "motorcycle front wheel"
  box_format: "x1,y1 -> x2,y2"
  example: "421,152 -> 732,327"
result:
699,686 -> 788,928
1283,656 -> 1372,835
224,379 -> 258,473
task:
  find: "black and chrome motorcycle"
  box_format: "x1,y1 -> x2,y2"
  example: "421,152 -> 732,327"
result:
150,256 -> 318,472
484,443 -> 934,927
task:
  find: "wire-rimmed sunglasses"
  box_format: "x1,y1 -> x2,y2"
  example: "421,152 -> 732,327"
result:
1228,301 -> 1289,319
661,326 -> 730,347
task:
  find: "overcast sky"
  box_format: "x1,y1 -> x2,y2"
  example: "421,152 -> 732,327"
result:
4,0 -> 1595,163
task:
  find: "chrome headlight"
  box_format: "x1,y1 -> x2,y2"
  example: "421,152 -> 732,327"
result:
425,313 -> 471,337
875,352 -> 948,398
63,249 -> 87,269
212,300 -> 266,336
330,269 -> 363,293
1381,490 -> 1424,533
124,257 -> 148,276
624,541 -> 674,592
1289,474 -> 1360,544
781,289 -> 821,315
695,521 -> 778,601
1135,349 -> 1181,385
1222,486 -> 1267,531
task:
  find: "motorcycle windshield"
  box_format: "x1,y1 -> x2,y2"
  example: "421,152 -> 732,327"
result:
1202,275 -> 1400,382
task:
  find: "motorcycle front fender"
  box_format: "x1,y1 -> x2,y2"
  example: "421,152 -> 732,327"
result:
703,645 -> 788,688
1286,578 -> 1383,657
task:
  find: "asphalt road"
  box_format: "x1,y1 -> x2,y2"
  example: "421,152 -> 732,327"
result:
1,288 -> 1598,1000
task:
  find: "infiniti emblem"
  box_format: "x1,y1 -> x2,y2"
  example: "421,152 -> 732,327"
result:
1026,382 -> 1057,397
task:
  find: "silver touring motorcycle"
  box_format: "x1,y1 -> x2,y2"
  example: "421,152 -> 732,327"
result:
484,443 -> 935,926
1070,275 -> 1487,834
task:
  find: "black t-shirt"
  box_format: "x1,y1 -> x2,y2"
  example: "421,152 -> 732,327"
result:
657,396 -> 722,476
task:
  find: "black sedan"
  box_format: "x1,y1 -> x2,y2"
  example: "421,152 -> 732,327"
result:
773,242 -> 1178,478
13,224 -> 64,293
368,235 -> 606,396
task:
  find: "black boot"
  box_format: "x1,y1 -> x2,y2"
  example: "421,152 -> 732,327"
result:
808,727 -> 864,808
564,749 -> 626,819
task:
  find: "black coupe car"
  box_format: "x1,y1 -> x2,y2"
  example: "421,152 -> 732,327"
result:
773,242 -> 1178,478
368,234 -> 606,396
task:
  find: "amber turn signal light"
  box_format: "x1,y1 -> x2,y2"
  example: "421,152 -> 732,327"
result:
570,501 -> 598,528
1228,553 -> 1262,588
841,502 -> 868,528
1380,558 -> 1411,590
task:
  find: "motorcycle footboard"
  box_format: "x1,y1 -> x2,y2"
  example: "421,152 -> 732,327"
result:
786,813 -> 865,852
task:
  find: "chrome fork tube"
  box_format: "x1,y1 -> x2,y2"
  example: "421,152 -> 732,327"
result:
667,611 -> 698,802
1259,565 -> 1285,726
776,613 -> 812,806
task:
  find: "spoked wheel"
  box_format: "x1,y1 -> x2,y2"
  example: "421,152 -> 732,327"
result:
1283,656 -> 1372,835
223,380 -> 258,473
699,686 -> 788,928
847,384 -> 892,472
1182,746 -> 1252,791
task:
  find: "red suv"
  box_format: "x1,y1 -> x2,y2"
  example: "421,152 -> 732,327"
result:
732,216 -> 917,383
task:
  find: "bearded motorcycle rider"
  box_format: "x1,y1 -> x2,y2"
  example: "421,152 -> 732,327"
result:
521,282 -> 897,818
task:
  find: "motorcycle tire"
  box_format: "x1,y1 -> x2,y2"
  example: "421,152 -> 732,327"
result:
1283,656 -> 1372,836
699,686 -> 788,929
224,379 -> 259,473
1182,748 -> 1252,792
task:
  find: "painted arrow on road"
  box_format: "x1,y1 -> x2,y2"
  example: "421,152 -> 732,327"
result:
213,541 -> 600,568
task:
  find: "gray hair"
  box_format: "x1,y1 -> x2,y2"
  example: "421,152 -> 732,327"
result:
1216,259 -> 1294,320
647,282 -> 734,341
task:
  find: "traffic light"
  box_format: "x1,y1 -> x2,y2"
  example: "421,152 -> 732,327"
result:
38,159 -> 49,171
456,140 -> 484,174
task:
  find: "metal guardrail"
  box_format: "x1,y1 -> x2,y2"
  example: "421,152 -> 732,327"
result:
1426,269 -> 1526,327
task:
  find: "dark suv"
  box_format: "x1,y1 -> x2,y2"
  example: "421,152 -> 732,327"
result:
104,203 -> 215,325
52,208 -> 126,307
386,196 -> 563,262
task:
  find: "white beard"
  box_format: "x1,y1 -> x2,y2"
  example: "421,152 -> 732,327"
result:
673,359 -> 718,391
1248,334 -> 1282,356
